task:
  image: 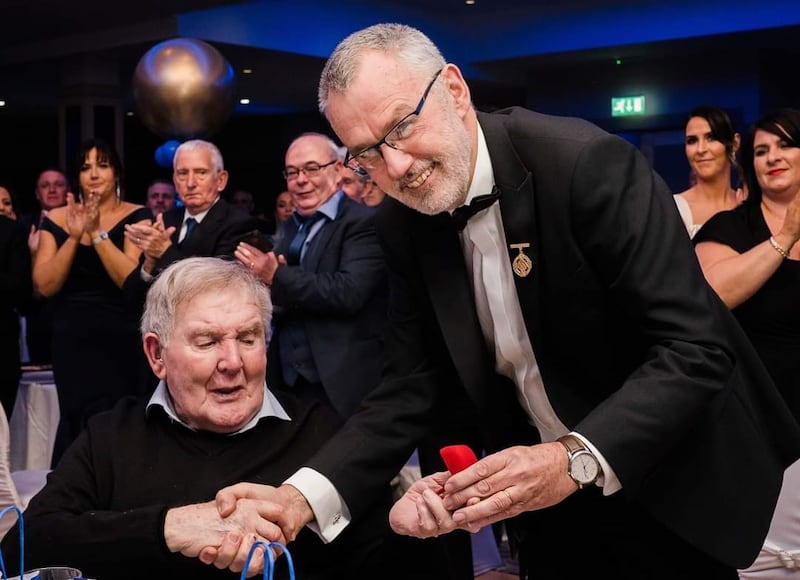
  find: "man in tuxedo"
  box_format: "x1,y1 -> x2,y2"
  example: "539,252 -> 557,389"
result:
123,139 -> 259,306
234,132 -> 387,420
204,24 -> 800,579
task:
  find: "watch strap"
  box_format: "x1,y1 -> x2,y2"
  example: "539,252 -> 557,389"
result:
557,434 -> 601,489
557,434 -> 585,456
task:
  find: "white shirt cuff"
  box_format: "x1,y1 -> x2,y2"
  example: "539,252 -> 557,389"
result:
284,467 -> 351,543
572,432 -> 622,495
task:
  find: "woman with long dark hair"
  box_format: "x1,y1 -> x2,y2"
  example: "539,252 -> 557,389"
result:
33,138 -> 152,465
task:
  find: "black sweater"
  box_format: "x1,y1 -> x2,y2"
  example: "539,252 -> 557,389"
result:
1,394 -> 397,579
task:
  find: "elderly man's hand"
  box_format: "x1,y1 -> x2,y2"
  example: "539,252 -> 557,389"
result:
164,498 -> 286,575
198,483 -> 314,572
389,471 -> 468,538
124,213 -> 176,259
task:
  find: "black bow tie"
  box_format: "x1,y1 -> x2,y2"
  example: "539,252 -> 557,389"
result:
451,187 -> 501,231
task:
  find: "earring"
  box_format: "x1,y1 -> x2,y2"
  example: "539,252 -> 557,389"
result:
116,182 -> 121,202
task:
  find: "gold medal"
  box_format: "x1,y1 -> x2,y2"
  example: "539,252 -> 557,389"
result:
510,243 -> 532,277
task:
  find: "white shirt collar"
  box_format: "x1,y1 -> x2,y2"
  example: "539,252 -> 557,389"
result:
184,195 -> 220,224
146,379 -> 291,434
464,123 -> 496,205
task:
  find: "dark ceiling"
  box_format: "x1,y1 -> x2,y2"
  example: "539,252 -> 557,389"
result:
2,0 -> 800,118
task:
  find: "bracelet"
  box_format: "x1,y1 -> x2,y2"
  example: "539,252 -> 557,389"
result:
92,230 -> 109,245
768,236 -> 789,259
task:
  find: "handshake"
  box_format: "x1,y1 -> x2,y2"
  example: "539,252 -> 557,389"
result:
163,446 -> 481,577
163,483 -> 312,577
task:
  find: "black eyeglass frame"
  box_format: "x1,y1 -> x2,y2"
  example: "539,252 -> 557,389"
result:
344,67 -> 444,171
282,158 -> 338,180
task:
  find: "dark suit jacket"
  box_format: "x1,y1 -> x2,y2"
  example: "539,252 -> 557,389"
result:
122,197 -> 259,305
305,108 -> 800,568
268,195 -> 387,419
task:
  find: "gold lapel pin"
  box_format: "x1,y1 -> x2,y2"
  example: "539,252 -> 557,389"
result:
509,243 -> 533,278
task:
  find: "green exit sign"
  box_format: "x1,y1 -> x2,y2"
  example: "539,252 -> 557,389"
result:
611,96 -> 646,117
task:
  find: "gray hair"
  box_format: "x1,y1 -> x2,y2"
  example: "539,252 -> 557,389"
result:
318,23 -> 445,114
141,257 -> 272,346
174,139 -> 225,173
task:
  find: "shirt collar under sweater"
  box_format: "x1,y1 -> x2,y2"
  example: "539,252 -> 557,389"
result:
146,380 -> 290,434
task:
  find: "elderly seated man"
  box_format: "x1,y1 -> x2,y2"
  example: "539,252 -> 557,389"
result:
0,257 -> 399,579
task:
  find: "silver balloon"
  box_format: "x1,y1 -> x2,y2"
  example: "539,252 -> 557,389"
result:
132,38 -> 236,140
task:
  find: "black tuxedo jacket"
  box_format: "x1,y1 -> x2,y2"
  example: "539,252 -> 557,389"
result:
268,195 -> 387,418
305,108 -> 800,568
122,197 -> 258,305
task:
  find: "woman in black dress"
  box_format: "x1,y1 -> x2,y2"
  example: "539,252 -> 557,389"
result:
32,138 -> 152,465
694,108 -> 800,578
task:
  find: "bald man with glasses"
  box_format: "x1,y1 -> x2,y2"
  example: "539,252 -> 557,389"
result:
235,132 -> 388,422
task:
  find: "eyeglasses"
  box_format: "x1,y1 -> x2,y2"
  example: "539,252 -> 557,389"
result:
344,68 -> 443,172
283,159 -> 338,181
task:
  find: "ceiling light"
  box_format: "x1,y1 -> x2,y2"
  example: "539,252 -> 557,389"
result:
0,101 -> 5,107
239,98 -> 250,105
242,68 -> 253,74
465,0 -> 475,4
126,111 -> 134,116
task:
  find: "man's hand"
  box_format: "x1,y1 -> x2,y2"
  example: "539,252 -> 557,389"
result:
235,243 -> 285,285
442,442 -> 576,531
164,499 -> 285,555
389,471 -> 459,538
215,483 -> 314,540
199,484 -> 314,573
125,213 -> 176,259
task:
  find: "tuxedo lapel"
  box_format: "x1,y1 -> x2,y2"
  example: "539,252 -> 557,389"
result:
479,112 -> 544,357
414,212 -> 489,409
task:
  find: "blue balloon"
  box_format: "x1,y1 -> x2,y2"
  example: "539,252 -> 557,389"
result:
154,139 -> 180,168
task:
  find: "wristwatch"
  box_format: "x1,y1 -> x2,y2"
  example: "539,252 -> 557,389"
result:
557,434 -> 601,489
92,230 -> 109,245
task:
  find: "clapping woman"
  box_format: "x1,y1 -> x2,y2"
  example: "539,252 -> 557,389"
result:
33,138 -> 153,465
694,108 -> 800,578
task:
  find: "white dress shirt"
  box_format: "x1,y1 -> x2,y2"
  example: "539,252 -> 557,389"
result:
179,200 -> 216,243
286,122 -> 621,544
463,124 -> 619,493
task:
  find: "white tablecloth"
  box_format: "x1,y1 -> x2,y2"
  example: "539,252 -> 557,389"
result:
9,370 -> 59,471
